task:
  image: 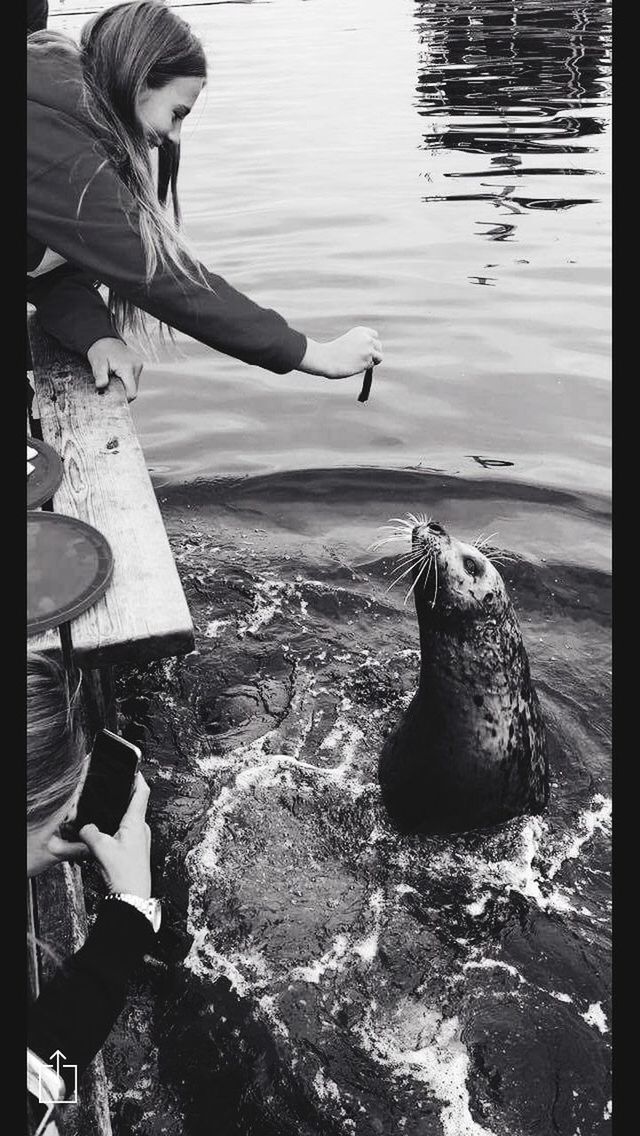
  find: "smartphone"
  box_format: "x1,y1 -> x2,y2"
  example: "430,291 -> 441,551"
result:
72,729 -> 141,837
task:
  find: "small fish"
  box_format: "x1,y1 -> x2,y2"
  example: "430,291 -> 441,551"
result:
358,366 -> 373,403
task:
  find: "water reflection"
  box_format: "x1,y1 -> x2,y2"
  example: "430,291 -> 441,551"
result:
414,0 -> 611,229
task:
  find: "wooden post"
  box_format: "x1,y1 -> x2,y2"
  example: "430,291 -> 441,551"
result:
81,666 -> 118,734
27,881 -> 40,1003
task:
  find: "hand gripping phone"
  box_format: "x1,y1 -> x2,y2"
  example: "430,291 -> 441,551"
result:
73,729 -> 141,837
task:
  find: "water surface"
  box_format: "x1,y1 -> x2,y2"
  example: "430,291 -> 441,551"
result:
45,4 -> 611,1134
52,0 -> 611,501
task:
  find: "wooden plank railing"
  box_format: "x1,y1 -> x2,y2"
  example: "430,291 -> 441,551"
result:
27,311 -> 194,668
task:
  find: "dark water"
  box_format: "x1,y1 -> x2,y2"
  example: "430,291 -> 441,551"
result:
49,2 -> 611,1133
88,469 -> 611,1136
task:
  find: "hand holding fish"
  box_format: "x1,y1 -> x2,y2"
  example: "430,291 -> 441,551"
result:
298,326 -> 383,380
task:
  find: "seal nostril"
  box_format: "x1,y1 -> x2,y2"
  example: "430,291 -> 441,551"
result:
427,521 -> 446,535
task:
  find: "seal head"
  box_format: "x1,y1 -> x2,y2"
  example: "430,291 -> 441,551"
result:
378,520 -> 549,834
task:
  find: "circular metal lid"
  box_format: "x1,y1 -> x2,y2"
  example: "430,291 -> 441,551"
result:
27,511 -> 114,635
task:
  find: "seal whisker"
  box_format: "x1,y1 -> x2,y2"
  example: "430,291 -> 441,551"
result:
368,533 -> 412,552
389,556 -> 424,573
369,539 -> 396,552
369,522 -> 415,552
394,546 -> 426,563
386,556 -> 422,583
485,552 -> 517,565
386,516 -> 417,530
403,553 -> 433,606
385,556 -> 423,593
473,531 -> 499,551
389,549 -> 421,565
377,524 -> 413,536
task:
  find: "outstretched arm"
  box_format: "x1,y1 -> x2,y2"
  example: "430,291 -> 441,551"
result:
28,89 -> 382,379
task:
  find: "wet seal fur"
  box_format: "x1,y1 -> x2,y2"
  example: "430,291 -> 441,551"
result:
378,520 -> 549,833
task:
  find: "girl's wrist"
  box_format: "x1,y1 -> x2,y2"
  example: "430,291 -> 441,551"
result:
298,337 -> 329,377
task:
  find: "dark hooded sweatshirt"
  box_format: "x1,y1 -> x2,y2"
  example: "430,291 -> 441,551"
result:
27,30 -> 308,372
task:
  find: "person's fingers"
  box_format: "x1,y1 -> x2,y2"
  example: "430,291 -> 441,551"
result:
48,834 -> 90,862
78,822 -> 109,852
132,361 -> 144,399
110,365 -> 140,404
118,772 -> 150,828
91,357 -> 110,393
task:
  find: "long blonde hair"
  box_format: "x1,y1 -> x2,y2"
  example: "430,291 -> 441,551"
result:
79,1 -> 208,339
27,653 -> 86,834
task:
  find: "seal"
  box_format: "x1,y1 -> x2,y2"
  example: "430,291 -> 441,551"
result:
378,519 -> 549,833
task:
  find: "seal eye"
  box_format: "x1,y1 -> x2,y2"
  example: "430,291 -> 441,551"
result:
463,557 -> 479,578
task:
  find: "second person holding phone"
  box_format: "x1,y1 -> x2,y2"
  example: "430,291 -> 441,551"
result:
71,728 -> 142,837
27,653 -> 161,1130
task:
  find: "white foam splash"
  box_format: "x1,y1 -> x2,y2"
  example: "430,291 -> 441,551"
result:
460,951 -> 589,1012
465,893 -> 491,917
313,1069 -> 342,1103
234,574 -> 317,639
290,934 -> 350,984
352,889 -> 385,963
185,928 -> 270,998
186,664 -> 374,983
546,795 -> 612,881
580,1002 -> 609,1034
358,1005 -> 496,1136
177,593 -> 609,1129
463,959 -> 524,984
460,794 -> 611,917
203,618 -> 231,639
185,785 -> 236,880
257,994 -> 290,1040
237,578 -> 284,637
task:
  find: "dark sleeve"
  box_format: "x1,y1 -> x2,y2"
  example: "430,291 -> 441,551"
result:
27,1 -> 48,35
27,901 -> 155,1093
27,265 -> 121,358
27,105 -> 308,375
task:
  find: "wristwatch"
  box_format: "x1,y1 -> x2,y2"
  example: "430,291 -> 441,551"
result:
105,892 -> 162,933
